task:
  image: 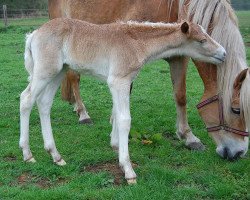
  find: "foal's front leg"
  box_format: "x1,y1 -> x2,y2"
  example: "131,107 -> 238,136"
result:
167,57 -> 205,150
108,76 -> 136,184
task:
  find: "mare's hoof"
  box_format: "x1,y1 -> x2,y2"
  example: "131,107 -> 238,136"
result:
186,142 -> 205,151
55,159 -> 66,166
127,178 -> 137,185
79,118 -> 93,125
26,157 -> 36,163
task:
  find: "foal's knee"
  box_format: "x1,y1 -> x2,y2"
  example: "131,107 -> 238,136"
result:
117,115 -> 131,132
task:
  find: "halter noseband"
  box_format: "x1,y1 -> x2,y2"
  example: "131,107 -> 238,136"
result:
196,94 -> 249,137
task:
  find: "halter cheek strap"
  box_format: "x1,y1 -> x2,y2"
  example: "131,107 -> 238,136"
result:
196,94 -> 249,137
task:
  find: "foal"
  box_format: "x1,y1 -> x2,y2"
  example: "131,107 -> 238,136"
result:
20,19 -> 226,184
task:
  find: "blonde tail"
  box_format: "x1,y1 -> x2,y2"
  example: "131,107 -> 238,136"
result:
24,32 -> 36,82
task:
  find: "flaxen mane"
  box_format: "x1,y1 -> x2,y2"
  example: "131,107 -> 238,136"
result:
179,0 -> 249,125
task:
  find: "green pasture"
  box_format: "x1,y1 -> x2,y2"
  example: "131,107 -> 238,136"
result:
0,12 -> 249,199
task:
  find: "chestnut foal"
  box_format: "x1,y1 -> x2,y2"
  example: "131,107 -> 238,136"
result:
20,19 -> 226,183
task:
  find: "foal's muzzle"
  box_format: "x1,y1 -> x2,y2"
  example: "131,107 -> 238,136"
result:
213,47 -> 226,63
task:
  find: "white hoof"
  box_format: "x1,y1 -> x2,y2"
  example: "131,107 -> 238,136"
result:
55,159 -> 66,166
26,157 -> 36,163
127,178 -> 137,185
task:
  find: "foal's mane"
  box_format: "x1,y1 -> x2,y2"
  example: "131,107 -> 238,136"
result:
121,20 -> 178,28
180,0 -> 248,121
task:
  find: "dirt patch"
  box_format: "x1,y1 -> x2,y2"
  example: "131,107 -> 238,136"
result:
3,154 -> 17,162
84,161 -> 138,186
15,172 -> 67,189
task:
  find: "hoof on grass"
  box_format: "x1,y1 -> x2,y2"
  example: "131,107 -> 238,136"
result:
127,178 -> 137,185
79,118 -> 93,125
55,159 -> 66,166
26,157 -> 36,163
186,142 -> 205,151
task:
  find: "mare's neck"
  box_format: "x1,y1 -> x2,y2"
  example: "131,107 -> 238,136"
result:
194,61 -> 218,100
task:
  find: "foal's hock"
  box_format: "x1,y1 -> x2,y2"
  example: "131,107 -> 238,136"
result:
20,18 -> 226,184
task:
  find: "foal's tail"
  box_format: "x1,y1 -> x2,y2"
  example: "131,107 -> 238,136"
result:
24,32 -> 36,82
240,69 -> 250,131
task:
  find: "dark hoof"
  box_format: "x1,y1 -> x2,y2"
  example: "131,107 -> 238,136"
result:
186,142 -> 205,151
79,118 -> 93,125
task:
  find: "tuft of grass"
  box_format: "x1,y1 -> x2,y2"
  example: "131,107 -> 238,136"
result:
0,14 -> 249,199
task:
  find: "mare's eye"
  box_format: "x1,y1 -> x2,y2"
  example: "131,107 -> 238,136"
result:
231,107 -> 241,115
199,39 -> 207,44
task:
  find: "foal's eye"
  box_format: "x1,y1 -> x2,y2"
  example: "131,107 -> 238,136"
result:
231,107 -> 241,115
199,39 -> 207,44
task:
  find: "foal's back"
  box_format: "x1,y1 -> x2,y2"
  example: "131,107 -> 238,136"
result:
34,18 -> 138,78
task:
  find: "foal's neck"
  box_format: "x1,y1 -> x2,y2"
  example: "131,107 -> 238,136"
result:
122,22 -> 184,62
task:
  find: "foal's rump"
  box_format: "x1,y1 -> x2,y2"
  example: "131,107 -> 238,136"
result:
27,18 -> 119,80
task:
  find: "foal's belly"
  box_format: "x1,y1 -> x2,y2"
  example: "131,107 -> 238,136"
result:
66,57 -> 110,81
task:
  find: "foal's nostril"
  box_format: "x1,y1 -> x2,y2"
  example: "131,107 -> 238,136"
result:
222,147 -> 228,159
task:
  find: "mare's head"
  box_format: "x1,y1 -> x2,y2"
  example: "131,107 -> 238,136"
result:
213,68 -> 249,160
179,21 -> 226,65
179,0 -> 248,160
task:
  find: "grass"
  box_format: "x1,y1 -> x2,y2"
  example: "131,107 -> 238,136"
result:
0,12 -> 249,199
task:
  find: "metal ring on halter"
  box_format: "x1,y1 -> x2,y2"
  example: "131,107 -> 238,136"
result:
196,94 -> 249,137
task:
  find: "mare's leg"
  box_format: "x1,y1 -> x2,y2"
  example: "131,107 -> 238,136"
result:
62,70 -> 91,124
20,77 -> 52,162
108,76 -> 136,184
167,57 -> 205,150
36,70 -> 66,165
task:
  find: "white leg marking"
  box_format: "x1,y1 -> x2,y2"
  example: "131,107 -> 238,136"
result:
20,77 -> 51,162
36,71 -> 66,165
108,76 -> 137,181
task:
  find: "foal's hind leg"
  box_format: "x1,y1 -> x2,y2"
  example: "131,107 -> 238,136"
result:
110,107 -> 119,152
36,70 -> 66,165
167,57 -> 205,151
20,78 -> 52,162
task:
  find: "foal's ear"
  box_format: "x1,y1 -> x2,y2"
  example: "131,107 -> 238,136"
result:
181,22 -> 189,34
233,68 -> 248,90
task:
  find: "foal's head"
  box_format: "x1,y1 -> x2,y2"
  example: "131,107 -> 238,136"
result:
180,21 -> 226,64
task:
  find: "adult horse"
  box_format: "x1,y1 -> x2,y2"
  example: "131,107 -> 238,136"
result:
48,0 -> 249,159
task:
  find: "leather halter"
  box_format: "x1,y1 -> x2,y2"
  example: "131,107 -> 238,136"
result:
196,94 -> 249,137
